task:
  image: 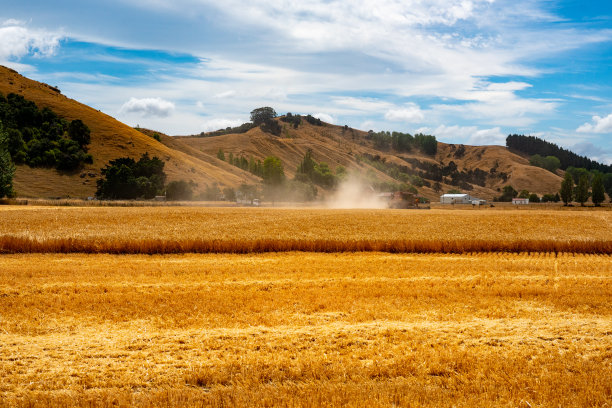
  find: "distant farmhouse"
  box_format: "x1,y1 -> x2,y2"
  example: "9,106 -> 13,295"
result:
440,194 -> 486,205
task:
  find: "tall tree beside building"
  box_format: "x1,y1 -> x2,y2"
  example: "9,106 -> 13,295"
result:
560,172 -> 574,205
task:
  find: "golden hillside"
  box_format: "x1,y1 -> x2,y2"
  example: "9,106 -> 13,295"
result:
1,65 -> 563,200
0,66 -> 258,198
179,121 -> 563,201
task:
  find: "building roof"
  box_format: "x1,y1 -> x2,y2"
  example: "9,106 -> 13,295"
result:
441,194 -> 469,198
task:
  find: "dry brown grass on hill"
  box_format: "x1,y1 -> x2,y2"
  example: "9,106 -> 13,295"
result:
0,66 -> 257,198
0,252 -> 610,407
0,207 -> 610,254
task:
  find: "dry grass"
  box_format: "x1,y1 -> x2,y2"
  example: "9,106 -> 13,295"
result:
0,252 -> 610,407
0,207 -> 610,254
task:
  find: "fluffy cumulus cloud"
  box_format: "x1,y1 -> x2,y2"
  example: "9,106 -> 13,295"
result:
576,113 -> 612,134
385,103 -> 424,123
120,97 -> 175,117
0,19 -> 62,63
313,113 -> 335,124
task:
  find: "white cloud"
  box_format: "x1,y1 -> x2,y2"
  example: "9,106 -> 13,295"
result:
0,21 -> 62,62
576,113 -> 612,134
333,97 -> 392,112
313,113 -> 334,124
385,103 -> 424,123
468,127 -> 506,145
415,124 -> 505,145
200,118 -> 243,132
214,90 -> 237,99
120,97 -> 175,117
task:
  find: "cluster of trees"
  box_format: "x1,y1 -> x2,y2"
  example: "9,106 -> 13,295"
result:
495,186 -> 560,203
358,153 -> 425,191
280,113 -> 302,129
96,153 -> 166,199
507,134 -> 612,173
365,131 -> 437,155
529,154 -> 561,173
564,167 -> 612,200
218,149 -> 265,178
251,107 -> 281,136
0,93 -> 92,171
196,108 -> 326,139
560,171 -> 608,206
197,122 -> 255,137
261,154 -> 319,203
165,180 -> 195,201
295,149 -> 345,189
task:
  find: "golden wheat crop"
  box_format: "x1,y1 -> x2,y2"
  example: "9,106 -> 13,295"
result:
0,207 -> 610,254
0,252 -> 610,407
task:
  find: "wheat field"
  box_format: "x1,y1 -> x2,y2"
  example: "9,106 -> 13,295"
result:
0,207 -> 611,407
0,207 -> 611,254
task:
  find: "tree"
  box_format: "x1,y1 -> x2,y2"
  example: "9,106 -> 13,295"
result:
591,173 -> 605,207
166,180 -> 193,201
518,189 -> 530,199
528,193 -> 540,203
263,156 -> 284,204
263,156 -> 284,186
96,153 -> 166,199
560,172 -> 574,205
575,174 -> 589,206
223,187 -> 236,201
0,122 -> 15,198
217,149 -> 225,161
250,107 -> 277,125
543,156 -> 561,172
603,173 -> 612,202
433,181 -> 442,193
68,119 -> 91,149
496,185 -> 518,202
297,149 -> 316,177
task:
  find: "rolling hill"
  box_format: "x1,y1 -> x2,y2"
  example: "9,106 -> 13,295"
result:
178,122 -> 563,201
1,65 -> 563,200
0,66 -> 259,198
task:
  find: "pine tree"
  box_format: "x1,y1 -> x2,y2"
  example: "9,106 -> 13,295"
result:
560,172 -> 574,205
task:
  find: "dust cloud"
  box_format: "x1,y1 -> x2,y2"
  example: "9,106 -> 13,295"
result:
325,178 -> 387,209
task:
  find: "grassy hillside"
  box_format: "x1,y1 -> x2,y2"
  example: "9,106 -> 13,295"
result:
0,66 -> 258,198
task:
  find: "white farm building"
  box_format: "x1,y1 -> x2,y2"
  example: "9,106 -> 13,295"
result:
440,194 -> 486,205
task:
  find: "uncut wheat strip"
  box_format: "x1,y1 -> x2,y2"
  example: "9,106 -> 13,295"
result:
0,235 -> 611,254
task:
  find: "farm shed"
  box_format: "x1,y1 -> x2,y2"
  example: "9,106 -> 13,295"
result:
512,198 -> 529,205
440,194 -> 472,204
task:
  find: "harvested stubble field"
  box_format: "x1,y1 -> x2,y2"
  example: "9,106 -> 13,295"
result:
0,207 -> 611,407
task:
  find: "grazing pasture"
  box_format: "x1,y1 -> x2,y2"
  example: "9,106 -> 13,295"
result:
0,207 -> 610,407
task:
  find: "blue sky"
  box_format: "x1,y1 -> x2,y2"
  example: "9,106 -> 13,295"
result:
1,0 -> 612,163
